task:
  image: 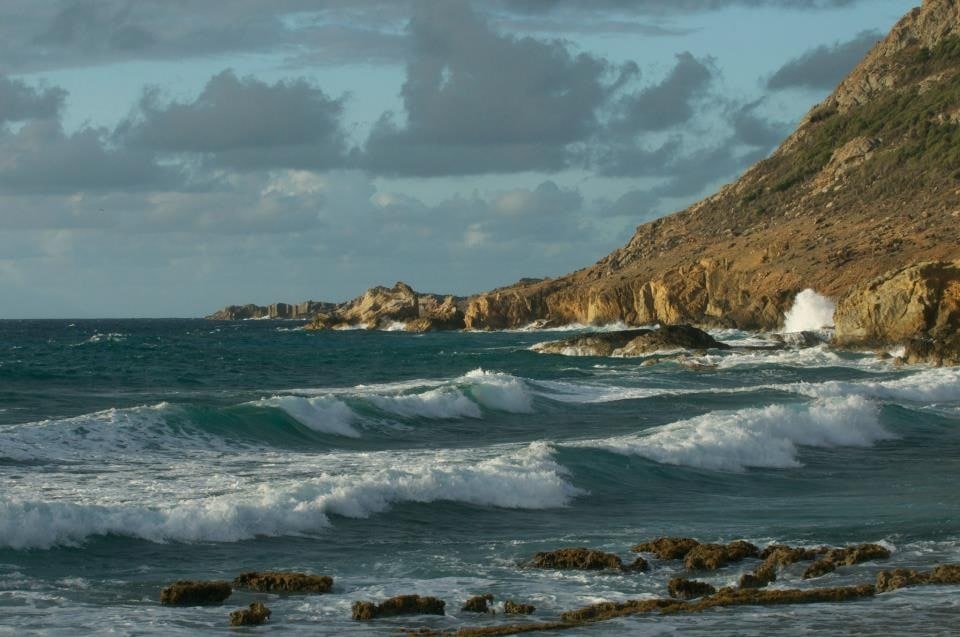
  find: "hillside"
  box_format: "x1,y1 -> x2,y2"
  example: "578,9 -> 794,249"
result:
463,0 -> 960,331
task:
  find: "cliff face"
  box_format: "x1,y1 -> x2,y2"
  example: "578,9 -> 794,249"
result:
207,300 -> 334,320
305,282 -> 467,331
464,0 -> 960,331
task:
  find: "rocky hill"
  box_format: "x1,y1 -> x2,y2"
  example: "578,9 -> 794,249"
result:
463,0 -> 960,338
206,300 -> 335,320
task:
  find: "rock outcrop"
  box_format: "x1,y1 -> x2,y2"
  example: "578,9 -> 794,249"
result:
667,578 -> 716,600
532,325 -> 728,357
462,594 -> 494,613
875,564 -> 960,592
632,537 -> 701,560
229,602 -> 271,626
305,282 -> 467,332
206,300 -> 334,320
683,541 -> 759,571
528,547 -> 647,572
834,260 -> 960,364
739,545 -> 828,589
159,580 -> 232,605
802,544 -> 891,579
351,594 -> 446,620
233,571 -> 333,593
503,600 -> 536,615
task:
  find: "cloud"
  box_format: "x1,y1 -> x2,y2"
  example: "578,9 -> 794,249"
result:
0,120 -> 178,195
767,30 -> 881,90
360,1 -> 624,176
611,52 -> 715,133
502,0 -> 863,14
0,75 -> 65,122
121,70 -> 349,171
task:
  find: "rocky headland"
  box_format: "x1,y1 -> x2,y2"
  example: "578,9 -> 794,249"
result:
206,0 -> 960,364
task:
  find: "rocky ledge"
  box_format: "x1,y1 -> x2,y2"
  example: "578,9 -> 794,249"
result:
531,325 -> 729,357
305,282 -> 468,332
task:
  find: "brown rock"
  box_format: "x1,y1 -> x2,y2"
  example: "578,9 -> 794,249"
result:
876,563 -> 960,592
352,595 -> 446,621
159,580 -> 232,605
532,326 -> 727,357
741,545 -> 828,588
462,594 -> 494,613
229,602 -> 271,626
503,600 -> 535,615
233,571 -> 333,593
683,541 -> 759,571
632,537 -> 700,560
667,577 -> 716,600
803,543 -> 890,579
528,547 -> 640,571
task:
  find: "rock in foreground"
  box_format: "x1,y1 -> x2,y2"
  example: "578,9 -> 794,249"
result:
532,325 -> 728,357
462,594 -> 494,613
352,595 -> 445,621
802,544 -> 890,579
229,602 -> 271,626
503,599 -> 536,615
529,547 -> 646,572
632,537 -> 701,560
159,580 -> 232,605
683,541 -> 759,571
875,564 -> 960,592
667,577 -> 716,600
233,571 -> 333,593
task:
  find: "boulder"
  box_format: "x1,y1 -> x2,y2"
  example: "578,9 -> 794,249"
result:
631,537 -> 700,560
351,595 -> 445,621
876,564 -> 960,592
159,580 -> 232,605
503,600 -> 536,615
683,541 -> 759,571
461,594 -> 494,613
229,602 -> 271,626
528,547 -> 645,572
233,571 -> 333,593
667,577 -> 716,600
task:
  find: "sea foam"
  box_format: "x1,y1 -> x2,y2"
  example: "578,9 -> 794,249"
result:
255,395 -> 360,436
572,396 -> 892,472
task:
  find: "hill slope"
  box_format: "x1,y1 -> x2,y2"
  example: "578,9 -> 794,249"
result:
463,0 -> 960,331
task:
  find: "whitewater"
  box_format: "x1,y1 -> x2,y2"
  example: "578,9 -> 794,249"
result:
1,318 -> 958,635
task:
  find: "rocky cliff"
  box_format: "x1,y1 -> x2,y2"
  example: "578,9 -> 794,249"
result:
206,300 -> 335,320
304,282 -> 467,331
463,0 -> 960,336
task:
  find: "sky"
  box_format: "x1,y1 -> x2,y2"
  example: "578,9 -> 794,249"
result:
0,0 -> 915,318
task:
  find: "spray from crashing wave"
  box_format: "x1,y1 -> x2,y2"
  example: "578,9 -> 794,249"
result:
783,289 -> 836,333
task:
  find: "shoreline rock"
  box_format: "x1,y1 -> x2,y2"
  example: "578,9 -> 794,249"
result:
159,580 -> 232,605
532,325 -> 729,357
233,571 -> 333,593
229,602 -> 271,626
352,594 -> 446,621
528,547 -> 647,572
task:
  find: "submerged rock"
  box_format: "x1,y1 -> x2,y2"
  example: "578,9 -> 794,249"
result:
632,537 -> 700,560
667,577 -> 716,600
159,580 -> 232,605
462,594 -> 494,613
802,544 -> 890,579
233,571 -> 333,593
529,547 -> 646,572
683,541 -> 759,571
229,602 -> 271,626
503,600 -> 536,615
352,595 -> 446,620
532,325 -> 728,357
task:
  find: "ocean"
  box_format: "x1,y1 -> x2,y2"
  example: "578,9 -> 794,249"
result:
1,319 -> 958,635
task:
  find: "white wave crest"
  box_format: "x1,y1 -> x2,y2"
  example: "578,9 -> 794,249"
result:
783,289 -> 835,333
461,368 -> 534,413
0,443 -> 580,549
255,395 -> 360,436
572,396 -> 892,472
786,368 -> 960,404
70,332 -> 128,347
370,387 -> 482,419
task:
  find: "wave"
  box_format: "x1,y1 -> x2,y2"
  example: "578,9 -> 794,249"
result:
69,332 -> 128,347
783,368 -> 960,404
253,396 -> 360,436
0,443 -> 579,549
569,396 -> 893,472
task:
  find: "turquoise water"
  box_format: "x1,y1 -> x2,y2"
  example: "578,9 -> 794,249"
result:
1,319 -> 958,635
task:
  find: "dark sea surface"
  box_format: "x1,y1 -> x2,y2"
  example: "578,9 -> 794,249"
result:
0,319 -> 958,635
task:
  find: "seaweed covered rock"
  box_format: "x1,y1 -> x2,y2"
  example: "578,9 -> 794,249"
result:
529,547 -> 645,572
503,600 -> 535,615
159,580 -> 232,605
803,543 -> 890,579
233,571 -> 333,593
632,537 -> 700,560
667,577 -> 716,600
229,602 -> 271,626
352,595 -> 446,620
683,541 -> 759,571
532,326 -> 728,357
740,545 -> 828,588
876,564 -> 960,592
462,594 -> 494,613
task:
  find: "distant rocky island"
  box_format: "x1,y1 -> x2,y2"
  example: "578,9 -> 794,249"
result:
208,0 -> 960,364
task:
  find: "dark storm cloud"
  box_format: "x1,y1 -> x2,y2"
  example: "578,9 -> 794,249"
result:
767,30 -> 881,90
0,76 -> 66,122
360,1 -> 627,176
121,71 -> 349,171
612,52 -> 714,133
730,99 -> 791,148
0,120 -> 178,195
